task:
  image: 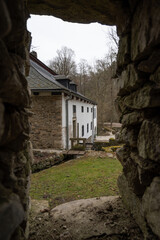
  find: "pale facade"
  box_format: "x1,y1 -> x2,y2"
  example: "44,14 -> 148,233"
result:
62,94 -> 97,149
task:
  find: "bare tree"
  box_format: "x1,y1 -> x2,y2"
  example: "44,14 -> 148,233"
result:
108,27 -> 119,51
48,44 -> 119,132
48,46 -> 77,77
104,27 -> 119,127
77,59 -> 89,94
83,54 -> 119,129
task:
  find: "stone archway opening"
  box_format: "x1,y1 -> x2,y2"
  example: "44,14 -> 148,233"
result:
27,14 -> 120,150
27,16 -> 125,239
0,0 -> 160,239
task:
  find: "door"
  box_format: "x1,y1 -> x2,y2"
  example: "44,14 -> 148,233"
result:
77,123 -> 79,138
73,120 -> 77,138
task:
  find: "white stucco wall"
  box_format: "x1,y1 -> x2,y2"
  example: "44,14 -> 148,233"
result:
62,93 -> 97,149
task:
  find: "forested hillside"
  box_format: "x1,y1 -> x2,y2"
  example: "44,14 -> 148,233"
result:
75,55 -> 119,125
48,33 -> 120,130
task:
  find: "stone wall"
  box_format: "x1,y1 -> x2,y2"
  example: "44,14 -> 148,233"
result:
0,0 -> 32,239
30,95 -> 63,149
31,150 -> 64,173
0,0 -> 160,239
116,0 -> 160,239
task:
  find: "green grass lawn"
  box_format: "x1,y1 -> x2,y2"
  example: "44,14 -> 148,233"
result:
30,156 -> 122,208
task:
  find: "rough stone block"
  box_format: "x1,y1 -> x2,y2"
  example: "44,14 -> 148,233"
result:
115,96 -> 129,117
124,83 -> 160,109
117,34 -> 130,70
130,151 -> 159,188
142,177 -> 160,238
128,0 -> 139,12
0,0 -> 11,38
115,76 -> 127,96
150,66 -> 160,86
0,185 -> 24,240
0,101 -> 4,142
116,146 -> 130,166
0,43 -> 30,107
0,151 -> 16,179
121,126 -> 139,147
137,166 -> 154,189
121,111 -> 143,126
138,49 -> 160,73
138,120 -> 160,162
117,147 -> 145,196
0,107 -> 30,148
28,0 -> 130,31
131,0 -> 160,61
118,174 -> 157,239
4,0 -> 27,59
118,64 -> 146,96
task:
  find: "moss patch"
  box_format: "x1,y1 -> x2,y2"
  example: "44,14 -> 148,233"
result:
102,145 -> 122,153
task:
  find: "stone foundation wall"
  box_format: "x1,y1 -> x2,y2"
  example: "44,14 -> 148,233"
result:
31,150 -> 64,173
30,95 -> 62,149
116,0 -> 160,239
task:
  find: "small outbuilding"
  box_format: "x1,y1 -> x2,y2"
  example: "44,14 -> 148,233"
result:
27,52 -> 97,149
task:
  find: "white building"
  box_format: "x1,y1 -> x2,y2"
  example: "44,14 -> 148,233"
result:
27,52 -> 97,150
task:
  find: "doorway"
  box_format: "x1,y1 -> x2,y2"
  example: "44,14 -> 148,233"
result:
73,119 -> 77,138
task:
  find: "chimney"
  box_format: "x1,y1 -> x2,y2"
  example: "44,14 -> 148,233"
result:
31,51 -> 37,58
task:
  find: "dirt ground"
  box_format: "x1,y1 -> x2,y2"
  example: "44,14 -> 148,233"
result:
84,150 -> 116,158
29,150 -> 143,240
29,197 -> 143,240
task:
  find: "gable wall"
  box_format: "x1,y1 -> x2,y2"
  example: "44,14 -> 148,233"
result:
68,99 -> 96,139
62,94 -> 97,149
30,94 -> 62,149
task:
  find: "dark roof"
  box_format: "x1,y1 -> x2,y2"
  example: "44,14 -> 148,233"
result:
27,53 -> 97,105
30,53 -> 57,76
28,59 -> 68,90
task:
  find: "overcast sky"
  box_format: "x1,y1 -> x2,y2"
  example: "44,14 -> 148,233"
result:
27,15 -> 115,65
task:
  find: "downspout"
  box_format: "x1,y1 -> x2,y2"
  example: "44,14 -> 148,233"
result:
92,105 -> 94,143
66,94 -> 72,150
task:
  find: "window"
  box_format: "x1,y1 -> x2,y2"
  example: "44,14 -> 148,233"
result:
82,125 -> 84,137
93,108 -> 96,119
73,105 -> 76,113
91,107 -> 93,112
81,106 -> 84,112
87,107 -> 89,112
87,123 -> 89,133
91,122 -> 92,130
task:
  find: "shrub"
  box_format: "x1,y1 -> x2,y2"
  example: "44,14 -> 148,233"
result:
102,145 -> 121,153
93,142 -> 110,151
109,138 -> 120,146
72,144 -> 85,151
